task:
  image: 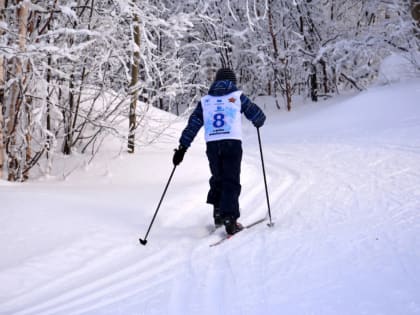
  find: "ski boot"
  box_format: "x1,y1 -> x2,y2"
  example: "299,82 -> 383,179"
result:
213,207 -> 223,228
223,216 -> 244,235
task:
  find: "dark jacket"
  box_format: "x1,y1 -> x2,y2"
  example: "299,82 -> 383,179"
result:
179,80 -> 266,148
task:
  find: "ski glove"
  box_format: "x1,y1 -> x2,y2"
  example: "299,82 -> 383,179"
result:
253,113 -> 266,128
172,145 -> 187,166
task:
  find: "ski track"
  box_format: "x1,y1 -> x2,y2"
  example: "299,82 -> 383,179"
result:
2,103 -> 420,314
3,136 -> 420,315
1,240 -> 187,315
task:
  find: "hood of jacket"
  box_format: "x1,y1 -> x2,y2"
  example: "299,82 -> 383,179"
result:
208,80 -> 238,96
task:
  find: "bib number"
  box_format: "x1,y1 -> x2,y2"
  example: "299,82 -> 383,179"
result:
213,113 -> 225,128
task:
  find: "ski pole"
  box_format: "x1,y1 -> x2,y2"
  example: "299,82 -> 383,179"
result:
257,127 -> 274,227
139,165 -> 177,245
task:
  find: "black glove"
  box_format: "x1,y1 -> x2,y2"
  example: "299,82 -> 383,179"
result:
172,145 -> 187,166
253,112 -> 266,128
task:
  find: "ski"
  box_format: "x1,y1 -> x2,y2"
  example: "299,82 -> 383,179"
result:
209,217 -> 267,247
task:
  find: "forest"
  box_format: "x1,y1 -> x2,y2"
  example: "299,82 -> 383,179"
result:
1,0 -> 419,182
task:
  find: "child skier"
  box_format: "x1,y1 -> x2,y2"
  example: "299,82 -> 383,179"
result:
172,68 -> 266,235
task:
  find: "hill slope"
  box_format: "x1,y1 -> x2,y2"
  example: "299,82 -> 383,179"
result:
1,79 -> 420,315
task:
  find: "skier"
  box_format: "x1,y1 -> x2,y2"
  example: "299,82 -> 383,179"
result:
172,68 -> 266,235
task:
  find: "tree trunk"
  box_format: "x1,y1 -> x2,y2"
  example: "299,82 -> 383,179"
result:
128,13 -> 141,153
0,55 -> 3,179
6,58 -> 20,181
268,0 -> 290,110
267,0 -> 278,58
0,0 -> 5,179
6,0 -> 28,181
310,65 -> 318,102
63,74 -> 74,155
320,59 -> 329,94
413,1 -> 420,18
46,54 -> 52,163
23,62 -> 32,181
412,2 -> 420,24
285,70 -> 292,111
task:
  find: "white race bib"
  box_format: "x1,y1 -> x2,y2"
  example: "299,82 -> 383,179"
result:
201,91 -> 243,142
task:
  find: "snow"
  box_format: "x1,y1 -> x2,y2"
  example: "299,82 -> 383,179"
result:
58,6 -> 78,23
1,78 -> 420,315
377,53 -> 420,85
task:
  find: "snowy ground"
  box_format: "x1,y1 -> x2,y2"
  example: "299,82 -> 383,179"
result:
1,78 -> 420,315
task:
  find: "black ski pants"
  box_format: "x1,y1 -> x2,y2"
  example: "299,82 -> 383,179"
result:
206,139 -> 242,219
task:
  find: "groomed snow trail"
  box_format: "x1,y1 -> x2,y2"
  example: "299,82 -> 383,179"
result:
1,81 -> 420,315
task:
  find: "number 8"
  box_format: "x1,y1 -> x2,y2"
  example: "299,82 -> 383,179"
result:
213,113 -> 225,128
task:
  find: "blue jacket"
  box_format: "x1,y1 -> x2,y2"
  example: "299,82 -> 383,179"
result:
179,80 -> 266,148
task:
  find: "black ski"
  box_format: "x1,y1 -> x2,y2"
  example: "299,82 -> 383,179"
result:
209,217 -> 267,247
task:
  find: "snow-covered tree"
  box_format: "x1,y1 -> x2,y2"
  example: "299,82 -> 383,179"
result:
0,0 -> 418,181
1,0 -> 194,180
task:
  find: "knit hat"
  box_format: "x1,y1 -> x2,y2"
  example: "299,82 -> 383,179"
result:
215,68 -> 237,85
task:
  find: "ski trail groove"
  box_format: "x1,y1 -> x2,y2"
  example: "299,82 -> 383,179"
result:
1,245 -> 186,315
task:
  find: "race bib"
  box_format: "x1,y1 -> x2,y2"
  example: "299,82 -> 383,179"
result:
201,91 -> 242,142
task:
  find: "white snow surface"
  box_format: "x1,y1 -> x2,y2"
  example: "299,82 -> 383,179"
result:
1,79 -> 420,315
